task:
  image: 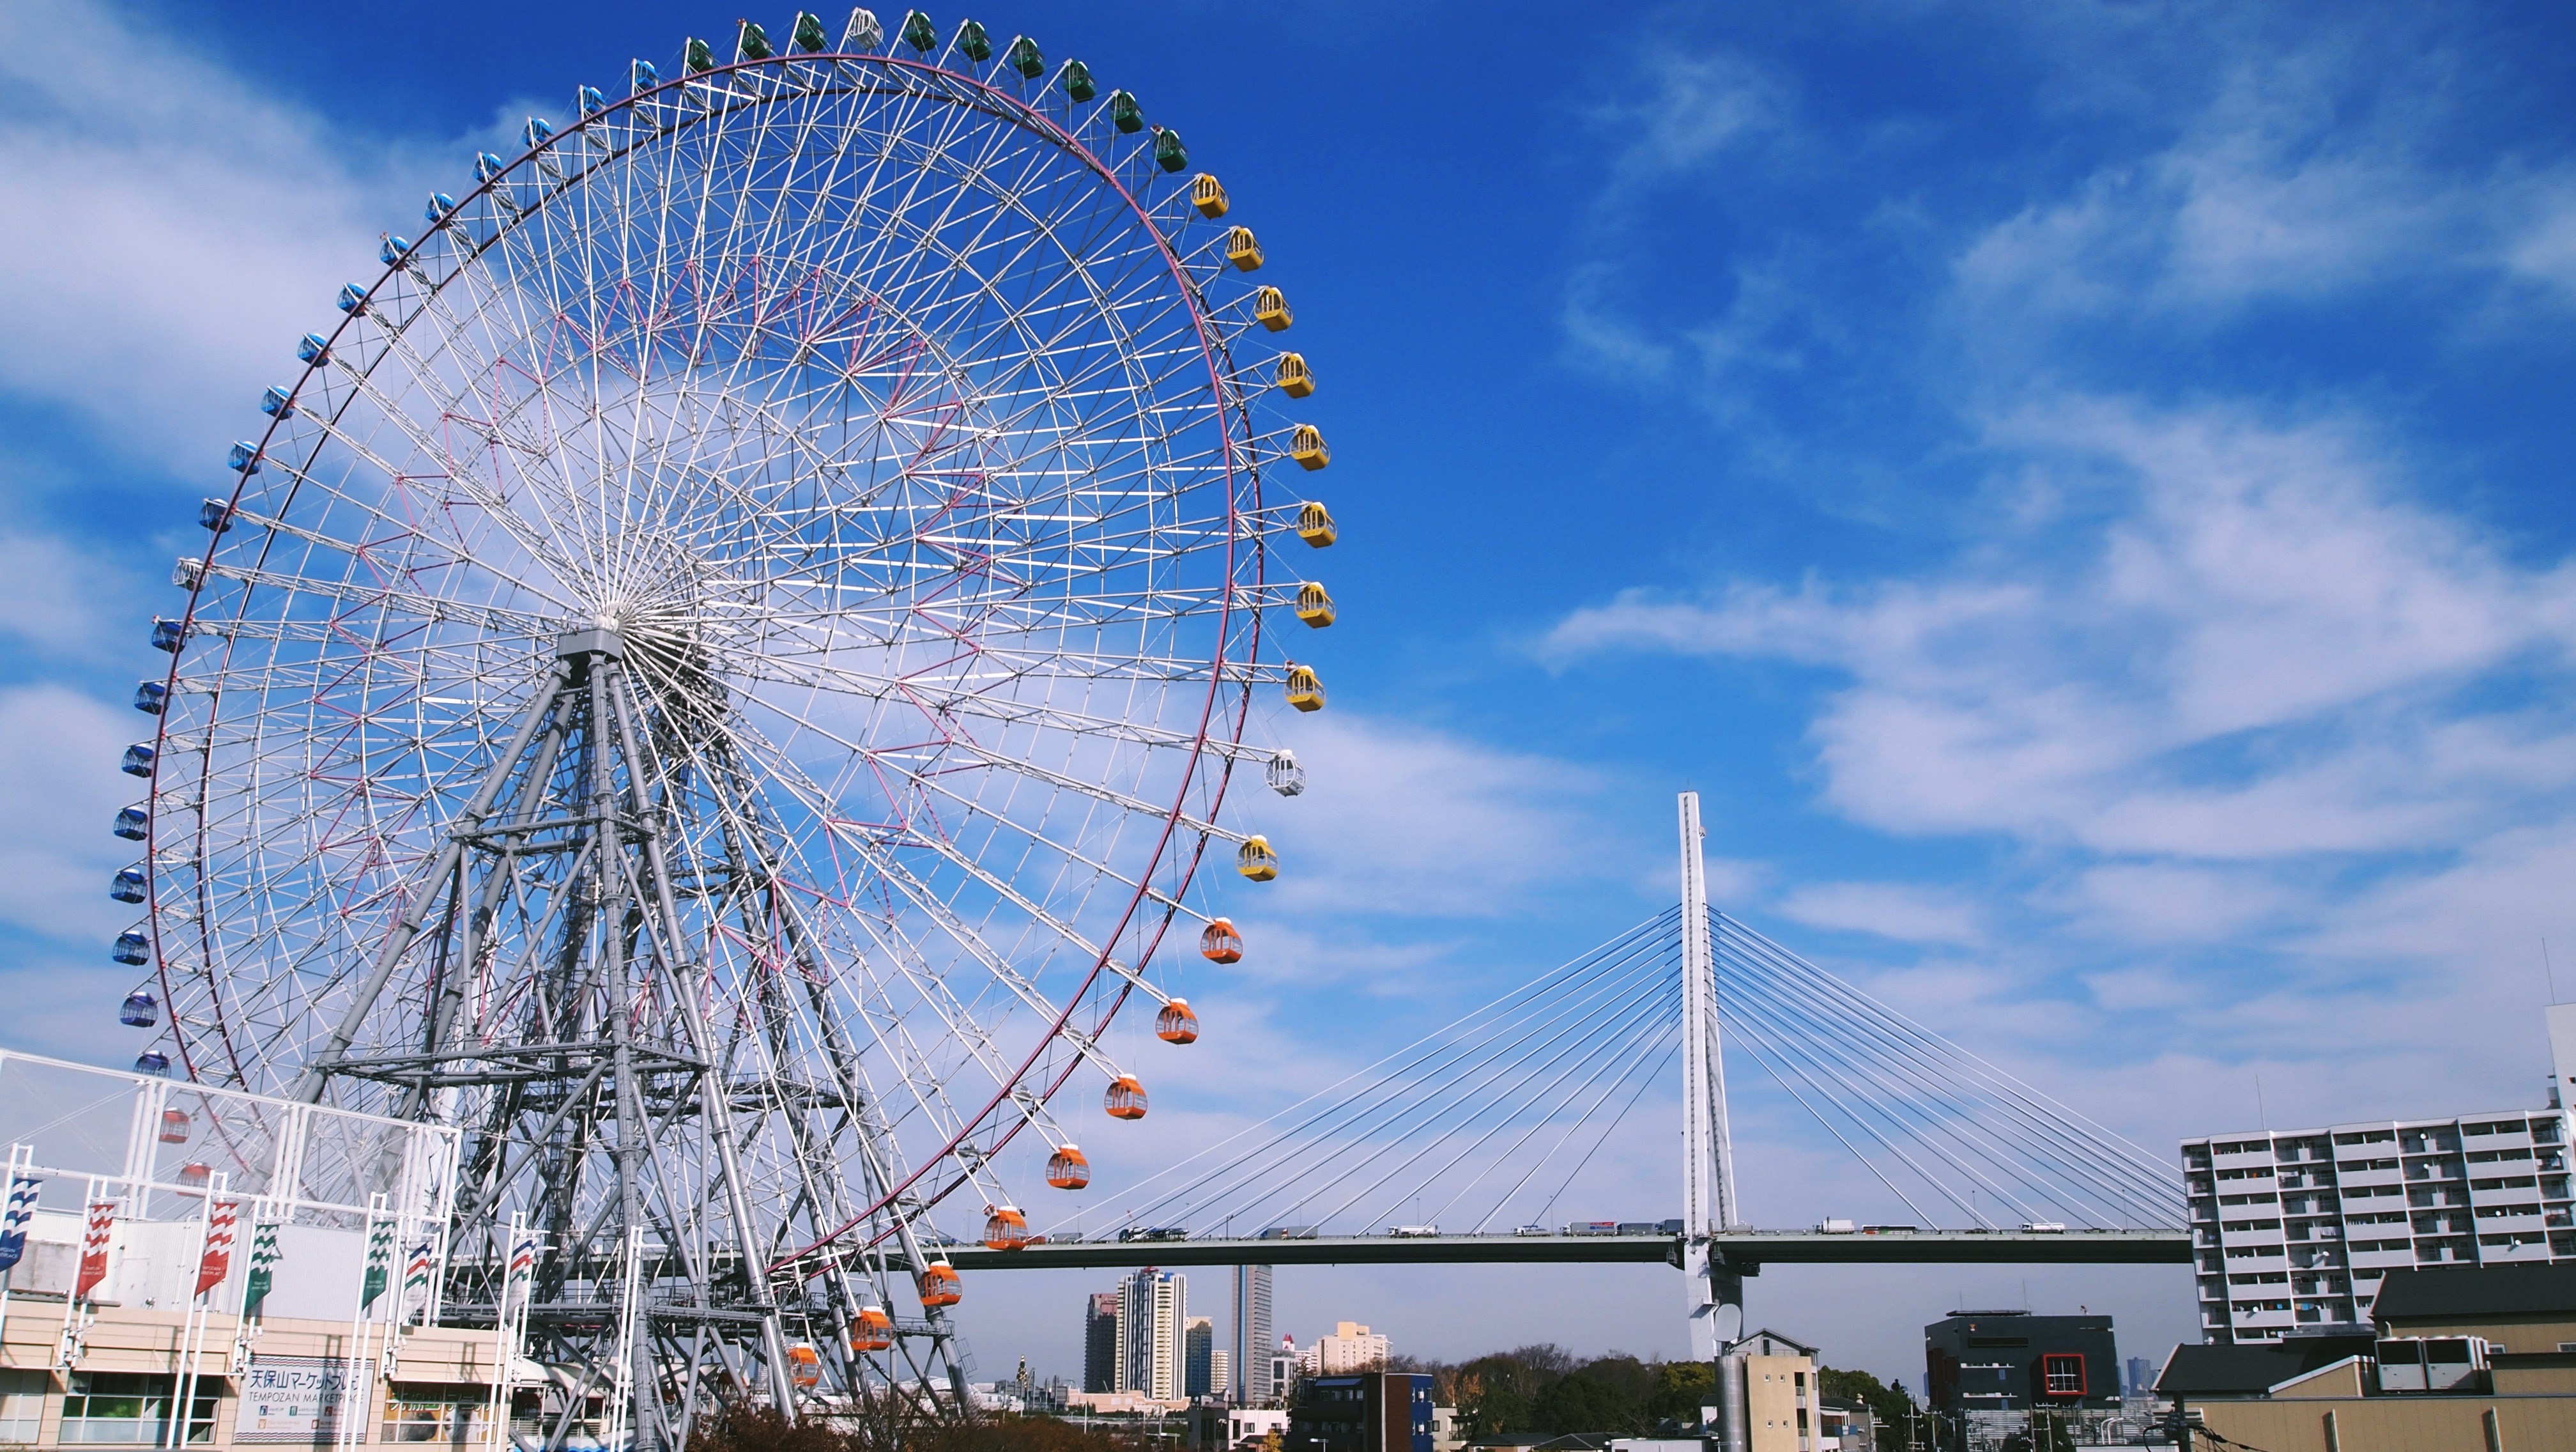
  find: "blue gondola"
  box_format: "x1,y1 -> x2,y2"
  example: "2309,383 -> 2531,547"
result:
132,681 -> 166,714
114,806 -> 150,840
381,233 -> 413,264
112,870 -> 148,905
524,117 -> 554,148
632,59 -> 659,90
112,931 -> 150,966
135,1050 -> 170,1077
227,440 -> 261,474
121,743 -> 157,777
337,282 -> 368,313
261,385 -> 295,417
198,498 -> 233,533
425,192 -> 456,223
297,332 -> 331,364
119,988 -> 158,1025
475,151 -> 505,182
579,85 -> 606,116
151,618 -> 185,653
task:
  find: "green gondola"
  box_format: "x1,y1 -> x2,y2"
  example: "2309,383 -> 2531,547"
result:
1061,59 -> 1096,102
792,12 -> 830,52
1153,125 -> 1188,173
1108,89 -> 1143,134
1006,35 -> 1044,79
684,36 -> 716,73
901,10 -> 937,52
737,20 -> 773,61
956,19 -> 993,62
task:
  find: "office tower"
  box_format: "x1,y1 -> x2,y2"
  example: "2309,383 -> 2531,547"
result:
1188,1316 -> 1215,1398
1084,1292 -> 1119,1394
1233,1264 -> 1274,1403
1121,1267 -> 1188,1400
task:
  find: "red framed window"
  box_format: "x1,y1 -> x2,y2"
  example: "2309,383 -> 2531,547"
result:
2041,1354 -> 2086,1397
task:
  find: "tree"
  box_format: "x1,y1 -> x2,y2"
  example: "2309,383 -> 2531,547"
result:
1530,1357 -> 1653,1438
1648,1361 -> 1716,1426
1818,1368 -> 1919,1451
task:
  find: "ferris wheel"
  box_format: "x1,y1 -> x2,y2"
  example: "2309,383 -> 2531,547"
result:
111,9 -> 1336,1426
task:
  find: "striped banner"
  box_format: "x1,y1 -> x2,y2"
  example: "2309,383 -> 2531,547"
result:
360,1217 -> 394,1309
242,1218 -> 281,1315
399,1237 -> 438,1322
0,1172 -> 38,1272
75,1200 -> 116,1299
195,1198 -> 240,1297
503,1231 -> 538,1313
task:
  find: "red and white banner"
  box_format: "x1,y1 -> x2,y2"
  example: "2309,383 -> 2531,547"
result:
195,1198 -> 240,1297
75,1200 -> 116,1300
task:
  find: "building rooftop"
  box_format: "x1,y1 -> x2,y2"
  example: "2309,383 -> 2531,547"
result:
2156,1338 -> 2375,1397
2373,1263 -> 2576,1322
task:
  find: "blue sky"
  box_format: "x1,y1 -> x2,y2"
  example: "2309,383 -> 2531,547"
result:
5,0 -> 2576,1390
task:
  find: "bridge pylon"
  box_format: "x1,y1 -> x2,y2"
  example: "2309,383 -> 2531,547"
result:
1678,791 -> 1744,1372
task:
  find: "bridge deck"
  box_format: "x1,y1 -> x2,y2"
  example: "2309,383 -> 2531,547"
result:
933,1228 -> 2190,1271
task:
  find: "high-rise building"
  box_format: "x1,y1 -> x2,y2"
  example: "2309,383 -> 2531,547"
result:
2124,1355 -> 2152,1399
1120,1267 -> 1189,1400
1233,1265 -> 1275,1404
1084,1292 -> 1120,1394
1315,1322 -> 1389,1375
2179,1003 -> 2576,1343
1188,1317 -> 1216,1398
1212,1350 -> 1232,1401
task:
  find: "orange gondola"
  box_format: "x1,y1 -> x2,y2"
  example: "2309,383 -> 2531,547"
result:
1046,1145 -> 1092,1190
1156,1000 -> 1200,1045
849,1306 -> 894,1353
1105,1074 -> 1149,1120
919,1260 -> 963,1308
1199,918 -> 1243,964
787,1343 -> 823,1390
176,1162 -> 211,1195
983,1205 -> 1032,1251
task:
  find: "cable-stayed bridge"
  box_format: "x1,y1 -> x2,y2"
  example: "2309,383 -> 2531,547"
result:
953,794 -> 2189,1355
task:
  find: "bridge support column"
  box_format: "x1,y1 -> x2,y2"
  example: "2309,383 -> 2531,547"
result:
1679,792 -> 1740,1364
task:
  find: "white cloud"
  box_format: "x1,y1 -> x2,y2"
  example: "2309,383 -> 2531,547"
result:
0,683 -> 135,941
1551,398 -> 2576,862
1250,714 -> 1625,918
1775,881 -> 1988,946
0,529 -> 132,661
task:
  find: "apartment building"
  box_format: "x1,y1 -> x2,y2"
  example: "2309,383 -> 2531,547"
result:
2179,1003 -> 2576,1342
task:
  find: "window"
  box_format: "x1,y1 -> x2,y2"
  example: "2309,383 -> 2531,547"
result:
2040,1355 -> 2086,1398
381,1385 -> 493,1446
59,1373 -> 220,1446
0,1370 -> 45,1444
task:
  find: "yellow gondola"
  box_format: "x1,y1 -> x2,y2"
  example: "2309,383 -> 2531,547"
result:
1283,666 -> 1324,713
1254,285 -> 1292,332
919,1261 -> 963,1307
1156,999 -> 1200,1044
1192,173 -> 1229,218
1199,917 -> 1244,963
1275,353 -> 1314,398
1297,501 -> 1337,547
1046,1144 -> 1091,1189
1295,583 -> 1335,628
1289,424 -> 1330,471
1237,834 -> 1281,879
1105,1074 -> 1149,1120
1227,226 -> 1264,272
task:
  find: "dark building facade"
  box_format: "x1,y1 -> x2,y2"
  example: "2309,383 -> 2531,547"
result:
1924,1310 -> 2120,1419
1286,1373 -> 1432,1452
1084,1291 -> 1120,1394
